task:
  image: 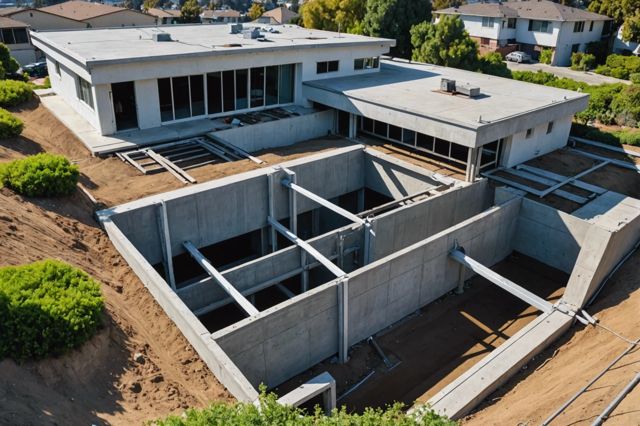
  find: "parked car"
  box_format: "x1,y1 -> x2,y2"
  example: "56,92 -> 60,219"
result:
20,61 -> 48,78
505,51 -> 532,63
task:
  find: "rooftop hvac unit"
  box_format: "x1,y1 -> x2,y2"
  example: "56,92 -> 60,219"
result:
152,32 -> 172,42
456,84 -> 481,98
440,78 -> 456,93
228,23 -> 243,34
242,28 -> 261,39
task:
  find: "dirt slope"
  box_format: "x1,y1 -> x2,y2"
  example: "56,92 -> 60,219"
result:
464,249 -> 640,426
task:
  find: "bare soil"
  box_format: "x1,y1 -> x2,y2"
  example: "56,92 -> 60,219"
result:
464,249 -> 640,426
274,253 -> 567,412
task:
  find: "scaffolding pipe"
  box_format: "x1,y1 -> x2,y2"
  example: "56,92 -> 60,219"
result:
591,372 -> 640,426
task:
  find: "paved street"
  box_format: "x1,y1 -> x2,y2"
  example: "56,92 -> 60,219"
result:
505,61 -> 631,85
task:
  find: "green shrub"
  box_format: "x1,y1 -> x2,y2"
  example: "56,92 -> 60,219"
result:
0,260 -> 104,360
539,48 -> 553,64
153,390 -> 456,426
571,123 -> 640,147
0,153 -> 79,197
0,79 -> 33,107
571,52 -> 596,71
611,84 -> 640,127
594,54 -> 640,80
631,73 -> 640,84
0,107 -> 23,138
512,70 -> 558,85
575,83 -> 624,124
477,52 -> 512,78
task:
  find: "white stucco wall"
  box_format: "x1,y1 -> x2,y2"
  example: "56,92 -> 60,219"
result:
454,15 -> 502,40
553,20 -> 606,66
84,10 -> 157,28
515,19 -> 561,47
500,114 -> 572,167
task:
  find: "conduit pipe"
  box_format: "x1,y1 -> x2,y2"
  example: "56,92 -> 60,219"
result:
591,372 -> 640,426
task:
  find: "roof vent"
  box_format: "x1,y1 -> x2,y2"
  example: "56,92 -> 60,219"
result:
441,78 -> 456,92
242,28 -> 261,39
229,23 -> 243,34
152,32 -> 172,42
456,83 -> 481,98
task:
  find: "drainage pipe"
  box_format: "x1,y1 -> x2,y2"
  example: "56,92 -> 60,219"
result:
591,372 -> 640,426
541,338 -> 640,426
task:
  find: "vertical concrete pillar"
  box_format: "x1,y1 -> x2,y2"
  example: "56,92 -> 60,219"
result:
337,277 -> 349,363
301,250 -> 309,292
285,169 -> 297,234
465,147 -> 481,182
348,113 -> 358,139
268,172 -> 277,252
156,200 -> 175,290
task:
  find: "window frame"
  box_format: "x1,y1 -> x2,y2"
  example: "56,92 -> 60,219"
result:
481,17 -> 495,28
76,76 -> 94,110
546,121 -> 554,134
573,21 -> 585,33
507,18 -> 516,29
589,21 -> 594,31
528,20 -> 550,33
526,128 -> 534,139
317,60 -> 339,74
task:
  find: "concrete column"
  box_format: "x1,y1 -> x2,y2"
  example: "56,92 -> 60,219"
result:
337,277 -> 349,363
285,169 -> 297,235
156,201 -> 175,290
268,172 -> 277,252
465,147 -> 481,182
311,208 -> 320,237
300,251 -> 309,292
348,113 -> 358,138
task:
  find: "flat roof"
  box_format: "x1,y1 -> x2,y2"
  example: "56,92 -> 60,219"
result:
30,24 -> 395,66
304,60 -> 588,131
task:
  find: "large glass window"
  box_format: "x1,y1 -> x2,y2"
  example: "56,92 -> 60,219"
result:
507,18 -> 516,29
482,17 -> 495,28
250,67 -> 264,108
172,76 -> 190,120
279,64 -> 294,104
13,28 -> 27,44
235,69 -> 248,110
1,29 -> 15,44
158,78 -> 173,122
190,74 -> 205,116
354,57 -> 379,71
207,72 -> 222,114
157,75 -> 206,122
528,20 -> 550,32
265,66 -> 279,105
317,60 -> 339,74
76,76 -> 93,109
222,70 -> 235,112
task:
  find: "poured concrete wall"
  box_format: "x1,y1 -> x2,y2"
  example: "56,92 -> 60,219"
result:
372,180 -> 493,260
347,197 -> 521,345
212,198 -> 521,388
513,198 -> 591,274
213,111 -> 334,153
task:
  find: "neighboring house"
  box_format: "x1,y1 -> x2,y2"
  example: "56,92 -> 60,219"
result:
435,0 -> 612,66
147,8 -> 181,25
0,16 -> 35,65
613,25 -> 640,55
0,8 -> 87,31
32,23 -> 587,180
256,6 -> 298,25
39,1 -> 156,28
201,8 -> 241,24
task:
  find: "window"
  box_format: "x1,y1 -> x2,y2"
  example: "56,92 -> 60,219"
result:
354,57 -> 380,70
157,75 -> 207,122
1,29 -> 15,44
482,17 -> 495,28
278,63 -> 294,104
76,76 -> 93,109
207,72 -> 222,114
158,78 -> 173,122
507,18 -> 516,29
13,28 -> 27,44
54,60 -> 61,76
190,74 -> 205,116
526,128 -> 534,139
265,65 -> 278,105
528,20 -> 550,33
547,121 -> 554,134
317,60 -> 339,74
172,76 -> 190,120
573,21 -> 585,32
222,70 -> 235,112
235,68 -> 248,110
589,21 -> 594,31
250,67 -> 265,108
480,37 -> 491,46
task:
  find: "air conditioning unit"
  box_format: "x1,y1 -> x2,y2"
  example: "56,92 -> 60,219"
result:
456,84 -> 481,98
242,28 -> 261,39
228,23 -> 243,34
152,32 -> 172,42
440,78 -> 456,93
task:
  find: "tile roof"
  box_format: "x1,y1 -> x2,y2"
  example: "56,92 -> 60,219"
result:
147,7 -> 180,18
0,15 -> 28,27
40,1 -> 143,21
261,6 -> 298,24
201,8 -> 241,19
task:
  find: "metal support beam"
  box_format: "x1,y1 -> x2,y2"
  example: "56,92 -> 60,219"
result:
268,172 -> 277,252
337,278 -> 349,364
450,248 -> 552,313
268,216 -> 346,277
183,241 -> 259,316
300,251 -> 309,293
281,180 -> 365,226
156,200 -> 176,290
284,168 -> 298,234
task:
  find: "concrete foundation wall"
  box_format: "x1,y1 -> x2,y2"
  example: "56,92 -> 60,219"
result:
513,198 -> 591,274
347,197 -> 521,345
213,111 -> 334,153
212,280 -> 341,388
372,180 -> 493,259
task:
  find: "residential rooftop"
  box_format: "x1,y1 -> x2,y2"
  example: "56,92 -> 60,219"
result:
39,0 -> 143,20
436,0 -> 611,22
304,60 -> 588,132
0,15 -> 27,27
30,24 -> 395,66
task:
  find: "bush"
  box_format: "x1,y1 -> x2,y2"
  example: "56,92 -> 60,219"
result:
0,79 -> 33,107
0,153 -> 79,197
511,70 -> 558,85
539,48 -> 553,64
571,52 -> 596,71
477,52 -> 512,78
154,390 -> 456,426
0,260 -> 104,360
594,54 -> 640,80
0,108 -> 23,138
571,123 -> 640,147
575,83 -> 624,124
631,73 -> 640,84
611,84 -> 640,126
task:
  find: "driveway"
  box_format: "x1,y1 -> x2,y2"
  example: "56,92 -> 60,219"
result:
505,61 -> 630,85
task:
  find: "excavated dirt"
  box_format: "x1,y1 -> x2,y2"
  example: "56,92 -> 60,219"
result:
464,249 -> 640,426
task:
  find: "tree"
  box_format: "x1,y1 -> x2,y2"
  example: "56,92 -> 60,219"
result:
622,12 -> 640,42
180,0 -> 202,22
588,0 -> 632,27
300,0 -> 366,33
431,0 -> 462,11
248,2 -> 265,20
363,0 -> 431,59
143,0 -> 159,11
410,16 -> 477,69
290,0 -> 300,13
0,44 -> 19,78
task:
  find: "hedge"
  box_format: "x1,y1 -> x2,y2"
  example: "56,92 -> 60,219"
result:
594,54 -> 640,80
153,390 -> 456,426
571,123 -> 640,147
539,48 -> 553,65
0,79 -> 33,107
0,153 -> 79,197
0,107 -> 23,138
0,260 -> 104,360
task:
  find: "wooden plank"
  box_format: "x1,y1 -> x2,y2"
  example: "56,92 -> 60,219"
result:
172,152 -> 212,164
145,150 -> 189,184
121,152 -> 148,175
206,133 -> 264,164
182,159 -> 218,170
516,165 -> 606,195
197,140 -> 233,162
569,148 -> 640,173
571,136 -> 640,158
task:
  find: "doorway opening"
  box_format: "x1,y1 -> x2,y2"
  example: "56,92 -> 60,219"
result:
112,81 -> 138,131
